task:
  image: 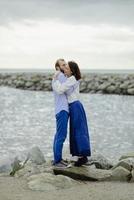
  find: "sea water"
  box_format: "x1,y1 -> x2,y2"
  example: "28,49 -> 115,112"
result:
0,86 -> 134,162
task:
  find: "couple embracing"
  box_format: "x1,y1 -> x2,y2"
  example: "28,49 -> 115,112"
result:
52,59 -> 91,168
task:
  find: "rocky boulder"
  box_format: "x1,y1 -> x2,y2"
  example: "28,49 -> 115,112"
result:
27,173 -> 78,191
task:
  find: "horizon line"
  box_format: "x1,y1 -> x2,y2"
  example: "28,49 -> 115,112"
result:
0,68 -> 134,70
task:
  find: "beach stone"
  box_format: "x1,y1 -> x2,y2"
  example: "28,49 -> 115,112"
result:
35,85 -> 43,91
15,162 -> 40,178
0,79 -> 3,85
111,160 -> 132,171
27,173 -> 77,191
114,87 -> 121,94
128,83 -> 134,89
110,166 -> 131,181
101,75 -> 109,80
31,76 -> 41,83
10,157 -> 23,176
10,147 -> 47,177
53,166 -> 112,181
25,146 -> 46,165
119,158 -> 134,169
15,160 -> 53,178
87,154 -> 113,170
93,82 -> 100,91
119,81 -> 130,89
127,88 -> 134,95
80,81 -> 87,92
42,80 -> 52,90
98,82 -> 111,90
106,85 -> 116,93
124,158 -> 134,168
25,81 -> 33,88
119,152 -> 134,160
15,80 -> 25,87
7,79 -> 13,85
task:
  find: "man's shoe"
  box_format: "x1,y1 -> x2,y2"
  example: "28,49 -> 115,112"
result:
60,159 -> 69,166
74,156 -> 88,167
53,161 -> 71,169
51,159 -> 69,166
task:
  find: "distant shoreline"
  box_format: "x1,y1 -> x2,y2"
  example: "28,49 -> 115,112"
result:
0,68 -> 134,74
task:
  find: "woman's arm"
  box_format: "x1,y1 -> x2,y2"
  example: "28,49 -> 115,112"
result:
52,76 -> 77,94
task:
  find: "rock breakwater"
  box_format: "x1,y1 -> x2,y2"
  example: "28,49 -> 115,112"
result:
0,73 -> 134,95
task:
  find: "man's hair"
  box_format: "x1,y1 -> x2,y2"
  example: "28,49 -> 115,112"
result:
55,58 -> 65,70
68,61 -> 81,80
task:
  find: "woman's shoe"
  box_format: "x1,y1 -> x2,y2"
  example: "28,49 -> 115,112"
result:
74,156 -> 88,167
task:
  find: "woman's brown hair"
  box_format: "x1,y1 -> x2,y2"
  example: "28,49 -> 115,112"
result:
68,61 -> 81,80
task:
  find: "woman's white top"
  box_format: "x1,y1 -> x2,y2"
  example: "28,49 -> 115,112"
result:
52,75 -> 80,103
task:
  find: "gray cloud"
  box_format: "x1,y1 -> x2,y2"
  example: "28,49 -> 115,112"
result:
0,0 -> 134,26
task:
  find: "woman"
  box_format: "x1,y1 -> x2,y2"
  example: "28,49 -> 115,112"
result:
52,61 -> 91,166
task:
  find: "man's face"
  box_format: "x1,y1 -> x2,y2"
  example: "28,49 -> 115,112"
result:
59,60 -> 67,71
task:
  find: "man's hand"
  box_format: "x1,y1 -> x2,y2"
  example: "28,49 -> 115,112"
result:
53,71 -> 60,80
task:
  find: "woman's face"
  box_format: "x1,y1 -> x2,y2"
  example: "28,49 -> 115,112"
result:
64,64 -> 72,77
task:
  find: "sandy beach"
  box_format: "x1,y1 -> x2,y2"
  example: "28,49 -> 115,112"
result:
0,174 -> 134,200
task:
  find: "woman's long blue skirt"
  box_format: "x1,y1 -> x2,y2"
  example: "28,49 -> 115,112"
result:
69,100 -> 91,157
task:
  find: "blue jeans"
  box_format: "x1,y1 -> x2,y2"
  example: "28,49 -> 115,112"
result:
53,110 -> 69,163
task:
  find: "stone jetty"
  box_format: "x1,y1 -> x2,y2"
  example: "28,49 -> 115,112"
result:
0,72 -> 134,95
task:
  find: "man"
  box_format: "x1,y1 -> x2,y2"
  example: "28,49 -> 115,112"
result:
52,58 -> 69,168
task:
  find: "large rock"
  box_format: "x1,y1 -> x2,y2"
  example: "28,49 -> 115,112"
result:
53,166 -> 112,181
15,147 -> 53,177
80,81 -> 87,92
119,81 -> 130,89
127,88 -> 134,95
106,85 -> 116,93
25,146 -> 46,165
25,81 -> 33,88
9,147 -> 46,176
15,80 -> 25,88
98,82 -> 111,90
10,157 -> 23,176
119,152 -> 134,160
112,160 -> 132,172
110,166 -> 131,181
112,158 -> 134,171
31,76 -> 41,83
87,153 -> 113,170
128,83 -> 134,89
15,161 -> 53,178
27,173 -> 78,191
15,162 -> 41,178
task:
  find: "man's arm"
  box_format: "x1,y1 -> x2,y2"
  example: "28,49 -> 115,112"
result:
52,72 -> 67,91
52,76 -> 77,94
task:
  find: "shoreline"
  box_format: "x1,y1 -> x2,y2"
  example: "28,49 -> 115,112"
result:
0,147 -> 134,200
0,68 -> 134,74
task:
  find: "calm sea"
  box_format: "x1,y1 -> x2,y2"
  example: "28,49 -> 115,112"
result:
0,86 -> 134,163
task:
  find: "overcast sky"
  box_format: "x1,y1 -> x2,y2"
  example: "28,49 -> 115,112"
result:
0,0 -> 134,69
